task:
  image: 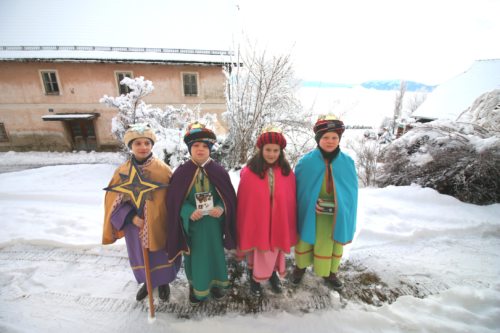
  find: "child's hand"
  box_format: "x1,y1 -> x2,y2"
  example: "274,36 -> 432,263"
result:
208,206 -> 224,218
190,209 -> 203,221
315,199 -> 326,214
132,216 -> 145,229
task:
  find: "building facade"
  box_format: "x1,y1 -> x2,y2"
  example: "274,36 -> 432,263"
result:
0,48 -> 229,152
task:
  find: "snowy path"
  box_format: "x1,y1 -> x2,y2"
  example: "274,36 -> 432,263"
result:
1,163 -> 500,332
0,240 -> 453,319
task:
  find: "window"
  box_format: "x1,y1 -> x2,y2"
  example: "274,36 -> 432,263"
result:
116,72 -> 133,95
0,123 -> 9,142
182,73 -> 198,96
40,71 -> 60,95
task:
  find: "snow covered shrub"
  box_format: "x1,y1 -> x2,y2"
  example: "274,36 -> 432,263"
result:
377,90 -> 500,205
378,122 -> 500,204
100,76 -> 216,167
456,89 -> 500,133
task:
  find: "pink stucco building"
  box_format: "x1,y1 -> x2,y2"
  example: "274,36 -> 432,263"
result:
0,46 -> 230,151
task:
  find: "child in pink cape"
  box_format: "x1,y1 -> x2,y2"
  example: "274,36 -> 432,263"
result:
236,127 -> 297,296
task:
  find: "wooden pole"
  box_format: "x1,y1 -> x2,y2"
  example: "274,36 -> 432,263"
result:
142,246 -> 155,320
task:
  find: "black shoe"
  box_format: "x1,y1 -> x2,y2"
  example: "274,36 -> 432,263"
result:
136,283 -> 148,301
189,286 -> 202,306
250,278 -> 262,297
211,287 -> 226,301
269,271 -> 283,294
158,284 -> 170,301
324,273 -> 343,290
290,266 -> 306,285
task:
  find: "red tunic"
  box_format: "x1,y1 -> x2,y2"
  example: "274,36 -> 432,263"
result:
236,165 -> 297,253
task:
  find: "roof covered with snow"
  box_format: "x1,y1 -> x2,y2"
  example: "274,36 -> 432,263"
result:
414,59 -> 500,120
0,46 -> 234,65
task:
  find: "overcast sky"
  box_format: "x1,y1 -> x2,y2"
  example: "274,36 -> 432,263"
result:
1,0 -> 499,85
235,0 -> 500,85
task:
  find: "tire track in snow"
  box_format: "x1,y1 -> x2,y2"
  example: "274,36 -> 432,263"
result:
0,243 -> 453,317
25,289 -> 337,318
0,243 -> 129,267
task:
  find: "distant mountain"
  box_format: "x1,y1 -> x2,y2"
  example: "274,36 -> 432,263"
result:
360,80 -> 436,92
302,80 -> 436,92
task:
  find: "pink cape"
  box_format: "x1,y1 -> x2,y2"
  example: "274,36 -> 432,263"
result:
236,166 -> 297,253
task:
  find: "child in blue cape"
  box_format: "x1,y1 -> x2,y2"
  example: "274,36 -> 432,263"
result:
291,115 -> 358,290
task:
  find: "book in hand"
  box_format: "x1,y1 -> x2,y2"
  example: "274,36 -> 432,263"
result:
195,192 -> 214,215
316,198 -> 335,215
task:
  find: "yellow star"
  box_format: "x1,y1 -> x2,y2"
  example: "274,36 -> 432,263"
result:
104,162 -> 167,213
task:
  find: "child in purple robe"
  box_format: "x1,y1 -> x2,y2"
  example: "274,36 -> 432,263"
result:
167,122 -> 237,305
103,124 -> 180,302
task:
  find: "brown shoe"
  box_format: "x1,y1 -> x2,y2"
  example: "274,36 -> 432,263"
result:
324,272 -> 343,290
290,266 -> 306,285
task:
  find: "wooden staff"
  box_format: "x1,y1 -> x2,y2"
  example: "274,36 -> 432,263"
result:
142,245 -> 155,320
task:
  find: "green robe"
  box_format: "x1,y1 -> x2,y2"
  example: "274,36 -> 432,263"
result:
180,173 -> 229,300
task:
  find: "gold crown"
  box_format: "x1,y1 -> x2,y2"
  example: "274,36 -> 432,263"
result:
317,114 -> 339,121
261,125 -> 282,134
187,121 -> 205,130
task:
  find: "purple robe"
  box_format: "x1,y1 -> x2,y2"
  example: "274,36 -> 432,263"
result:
166,159 -> 237,262
111,203 -> 181,287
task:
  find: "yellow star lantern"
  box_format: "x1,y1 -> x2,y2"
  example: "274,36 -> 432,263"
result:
103,162 -> 167,215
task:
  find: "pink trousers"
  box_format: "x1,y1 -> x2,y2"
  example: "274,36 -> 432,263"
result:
246,249 -> 286,283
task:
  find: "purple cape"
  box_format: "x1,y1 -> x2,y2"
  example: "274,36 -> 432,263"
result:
166,159 -> 237,262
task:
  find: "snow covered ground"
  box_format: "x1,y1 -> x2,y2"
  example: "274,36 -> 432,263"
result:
0,152 -> 499,333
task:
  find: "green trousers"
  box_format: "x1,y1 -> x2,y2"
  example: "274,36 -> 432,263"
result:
295,212 -> 344,276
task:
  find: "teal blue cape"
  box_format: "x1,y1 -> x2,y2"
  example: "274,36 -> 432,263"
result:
295,148 -> 358,244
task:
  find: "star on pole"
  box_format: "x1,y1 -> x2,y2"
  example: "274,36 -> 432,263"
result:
103,162 -> 167,215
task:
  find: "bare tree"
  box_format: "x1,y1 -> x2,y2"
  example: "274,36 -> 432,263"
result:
346,135 -> 381,187
392,80 -> 407,134
223,43 -> 311,167
405,92 -> 427,115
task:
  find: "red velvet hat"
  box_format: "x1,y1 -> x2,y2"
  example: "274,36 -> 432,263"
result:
256,126 -> 287,149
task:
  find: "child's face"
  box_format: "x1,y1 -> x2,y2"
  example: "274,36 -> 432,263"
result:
191,142 -> 210,164
130,138 -> 153,161
262,143 -> 281,165
318,131 -> 340,152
